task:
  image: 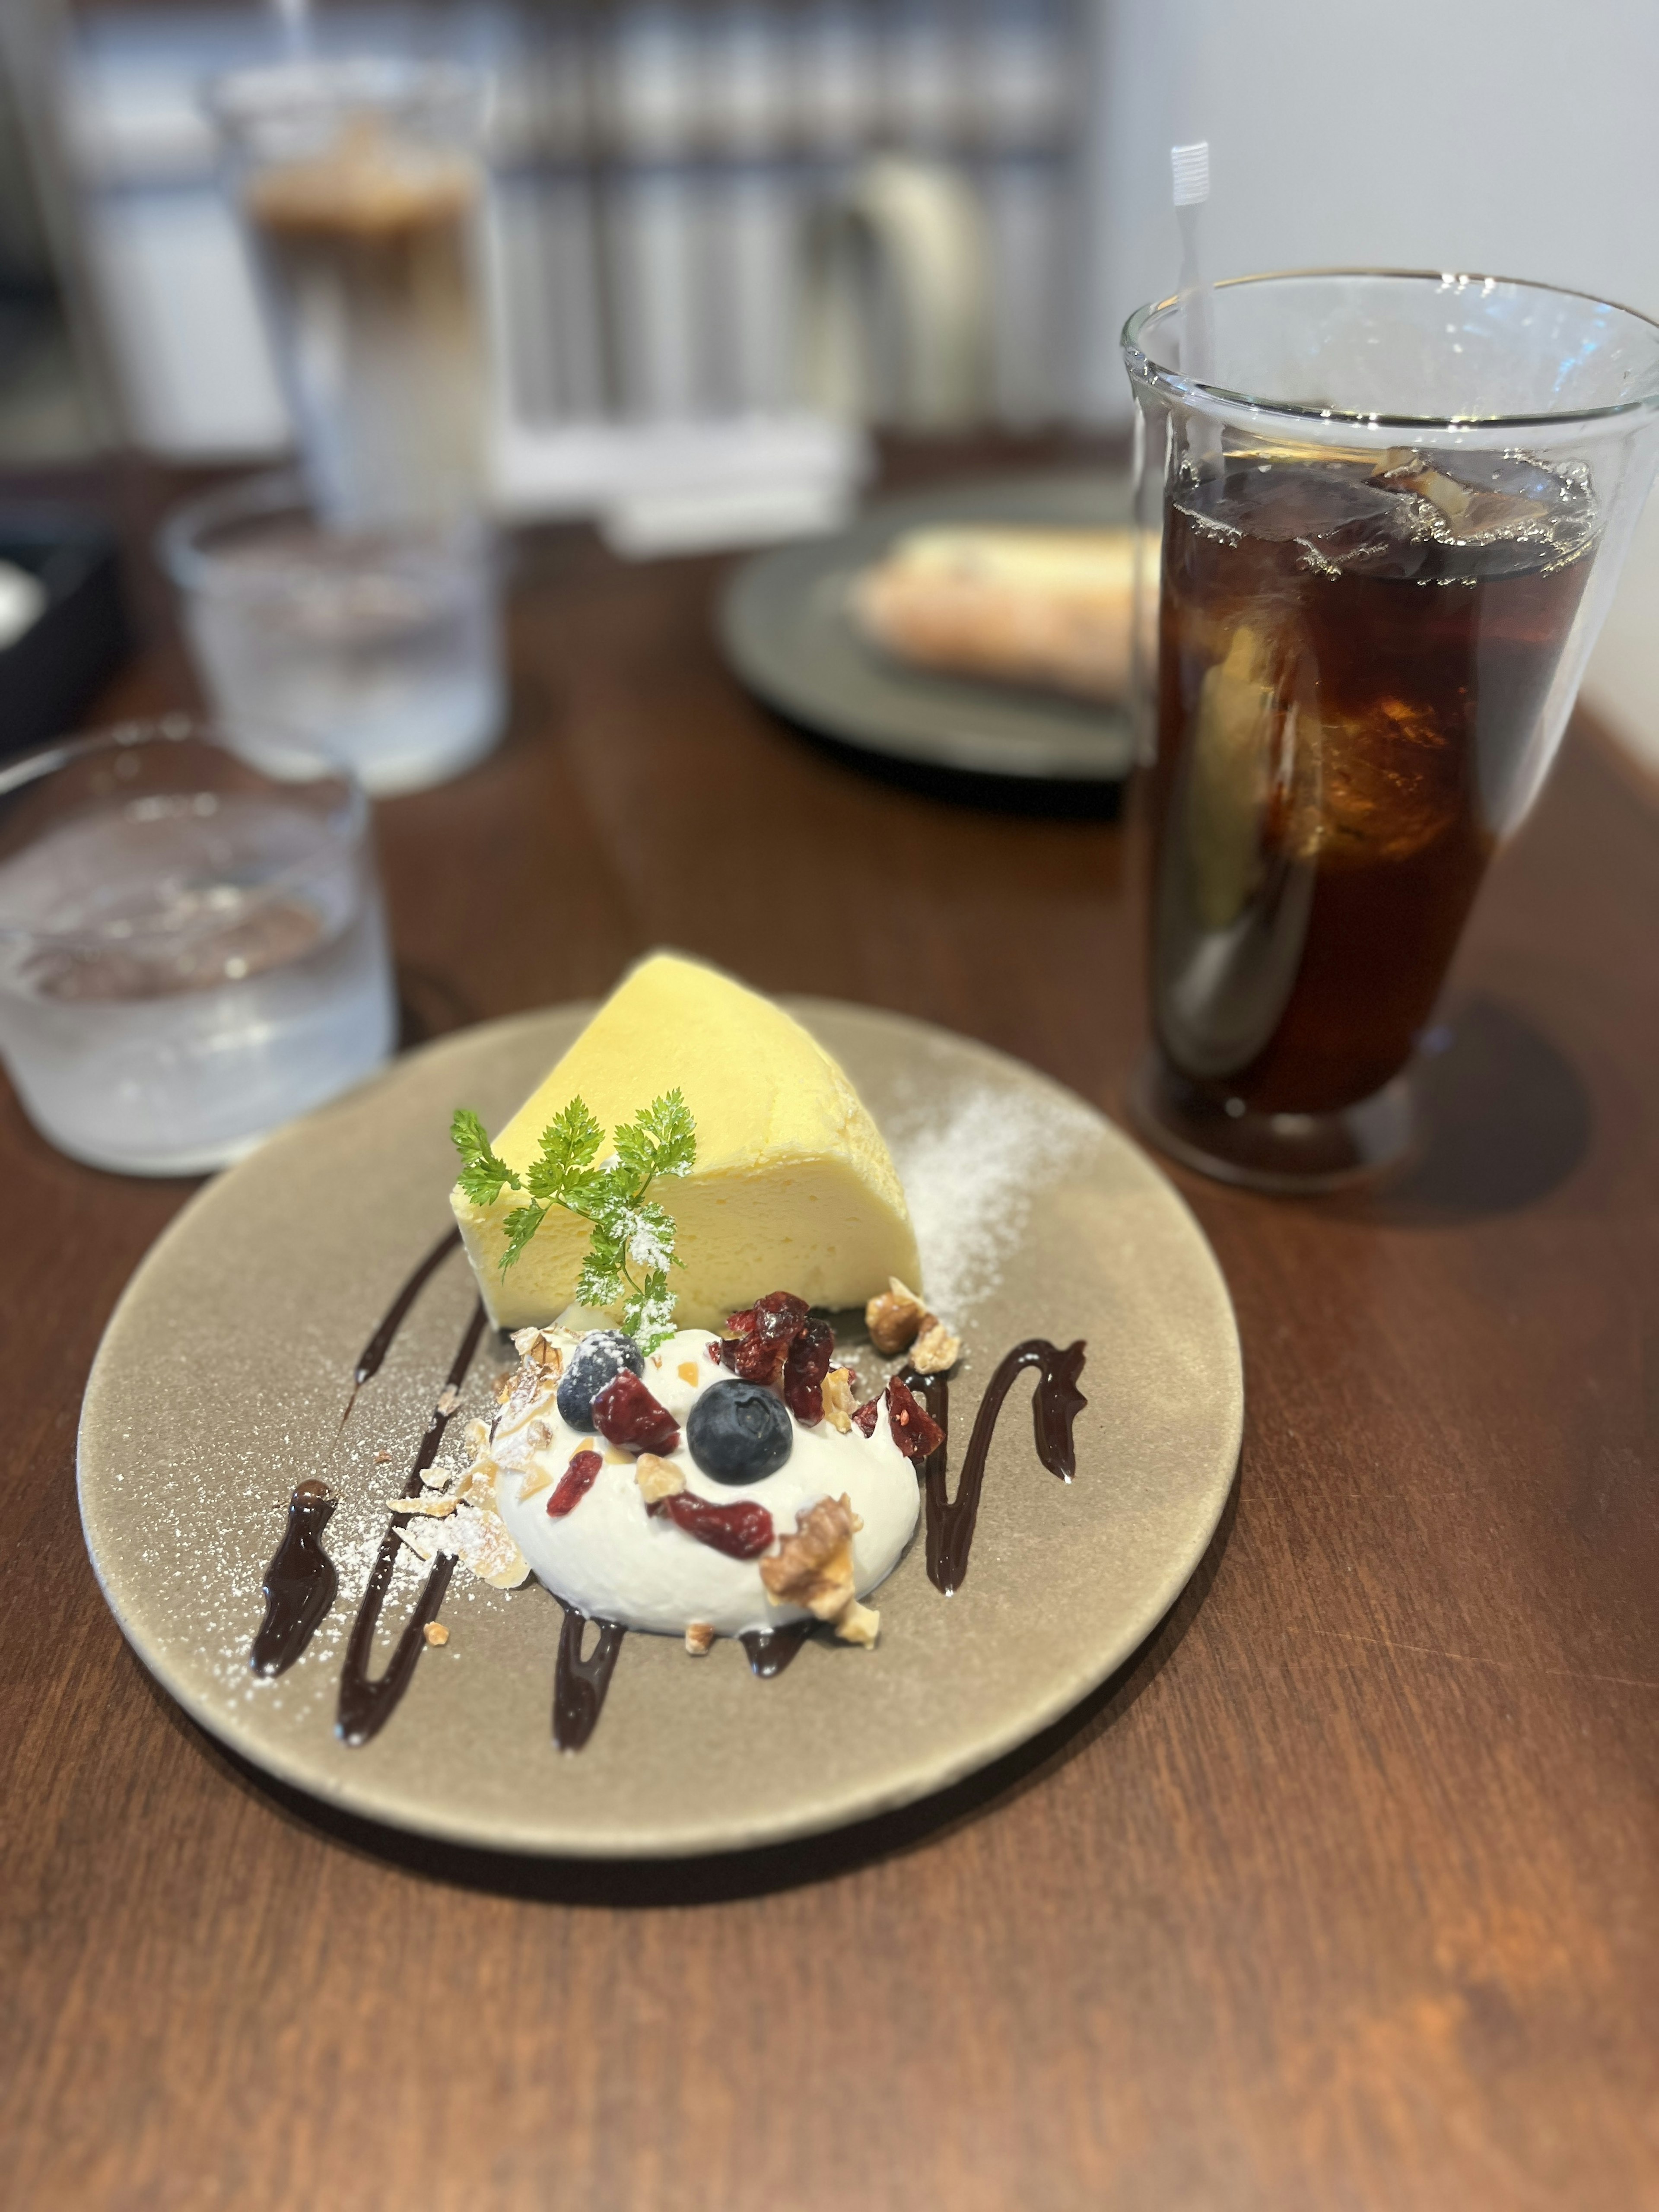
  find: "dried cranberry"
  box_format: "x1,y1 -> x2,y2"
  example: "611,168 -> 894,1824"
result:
659,1491 -> 775,1560
723,1291 -> 812,1389
754,1290 -> 810,1335
851,1397 -> 881,1438
730,1332 -> 791,1388
887,1376 -> 945,1462
591,1370 -> 680,1456
705,1338 -> 724,1363
547,1449 -> 602,1518
783,1319 -> 836,1425
727,1290 -> 810,1341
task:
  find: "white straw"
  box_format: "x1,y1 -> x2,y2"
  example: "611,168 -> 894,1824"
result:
1171,140 -> 1218,462
272,0 -> 312,55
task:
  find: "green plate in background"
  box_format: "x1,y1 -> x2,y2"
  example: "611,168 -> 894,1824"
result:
720,473 -> 1136,785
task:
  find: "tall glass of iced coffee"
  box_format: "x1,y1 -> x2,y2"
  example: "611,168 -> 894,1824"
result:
211,60 -> 491,534
1122,271 -> 1659,1190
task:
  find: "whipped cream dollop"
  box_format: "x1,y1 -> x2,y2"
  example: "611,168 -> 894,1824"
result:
490,1328 -> 920,1640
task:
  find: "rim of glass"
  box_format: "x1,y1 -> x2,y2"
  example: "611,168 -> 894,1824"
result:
157,471 -> 308,593
206,54 -> 481,130
1121,267 -> 1659,432
157,472 -> 486,595
0,715 -> 369,953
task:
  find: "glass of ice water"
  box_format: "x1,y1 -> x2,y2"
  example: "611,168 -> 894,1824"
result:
161,473 -> 504,798
0,717 -> 396,1174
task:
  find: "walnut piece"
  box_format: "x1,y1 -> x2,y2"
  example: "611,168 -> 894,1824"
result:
833,1599 -> 880,1647
759,1494 -> 862,1621
423,1621 -> 450,1647
636,1453 -> 686,1505
909,1319 -> 961,1374
820,1367 -> 856,1436
866,1277 -> 926,1356
684,1621 -> 715,1656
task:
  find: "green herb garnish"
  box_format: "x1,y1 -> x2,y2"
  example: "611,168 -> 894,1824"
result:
450,1091 -> 696,1353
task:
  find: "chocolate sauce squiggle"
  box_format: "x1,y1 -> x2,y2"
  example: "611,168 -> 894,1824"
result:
553,1604 -> 627,1751
740,1625 -> 809,1678
909,1339 -> 1087,1596
337,1299 -> 488,1747
251,1481 -> 339,1677
340,1226 -> 463,1428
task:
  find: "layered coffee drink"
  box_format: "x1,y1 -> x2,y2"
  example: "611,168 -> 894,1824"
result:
244,116 -> 488,531
1146,446 -> 1596,1119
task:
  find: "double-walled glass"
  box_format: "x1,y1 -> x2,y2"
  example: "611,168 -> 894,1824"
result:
1122,270 -> 1659,1190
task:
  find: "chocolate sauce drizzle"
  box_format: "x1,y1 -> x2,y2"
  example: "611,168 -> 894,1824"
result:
250,1481 -> 339,1676
340,1226 -> 462,1428
740,1624 -> 810,1678
909,1339 -> 1088,1596
553,1605 -> 628,1751
249,1208 -> 1089,1754
336,1299 -> 488,1746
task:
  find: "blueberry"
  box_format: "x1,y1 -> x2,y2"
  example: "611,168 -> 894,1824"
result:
556,1330 -> 645,1429
686,1380 -> 793,1486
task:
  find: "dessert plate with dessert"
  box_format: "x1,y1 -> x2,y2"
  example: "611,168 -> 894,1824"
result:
719,473 -> 1137,787
78,954 -> 1240,1857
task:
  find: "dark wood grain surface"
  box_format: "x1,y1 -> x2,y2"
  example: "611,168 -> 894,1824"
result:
3,455 -> 1656,2212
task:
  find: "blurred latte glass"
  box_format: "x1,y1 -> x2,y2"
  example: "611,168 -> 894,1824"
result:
210,59 -> 492,534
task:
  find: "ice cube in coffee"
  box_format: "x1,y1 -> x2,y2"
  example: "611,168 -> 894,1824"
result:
1147,444 -> 1596,1116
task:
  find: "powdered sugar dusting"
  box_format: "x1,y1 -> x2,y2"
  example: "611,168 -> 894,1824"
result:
887,1078 -> 1098,1328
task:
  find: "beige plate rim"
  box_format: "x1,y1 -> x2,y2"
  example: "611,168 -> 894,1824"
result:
78,999 -> 1243,1859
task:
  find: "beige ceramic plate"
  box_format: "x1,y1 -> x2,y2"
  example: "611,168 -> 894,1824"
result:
78,1001 -> 1241,1859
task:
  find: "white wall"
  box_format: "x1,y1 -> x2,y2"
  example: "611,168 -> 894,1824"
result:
1078,0 -> 1659,769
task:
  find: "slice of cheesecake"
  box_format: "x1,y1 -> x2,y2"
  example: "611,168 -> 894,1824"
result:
451,952 -> 922,1331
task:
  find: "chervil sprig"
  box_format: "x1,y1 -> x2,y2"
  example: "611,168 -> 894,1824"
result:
449,1090 -> 696,1353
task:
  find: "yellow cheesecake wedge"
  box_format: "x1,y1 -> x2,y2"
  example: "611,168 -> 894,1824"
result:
451,953 -> 921,1331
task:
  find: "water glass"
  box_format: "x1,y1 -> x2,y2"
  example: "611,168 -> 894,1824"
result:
0,718 -> 395,1175
161,473 -> 504,798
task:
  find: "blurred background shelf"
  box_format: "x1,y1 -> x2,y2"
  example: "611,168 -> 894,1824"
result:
0,0 -> 1655,763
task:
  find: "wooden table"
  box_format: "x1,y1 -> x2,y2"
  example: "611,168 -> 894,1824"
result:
4,458 -> 1657,2211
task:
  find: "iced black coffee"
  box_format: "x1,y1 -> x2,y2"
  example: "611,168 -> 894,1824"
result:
1145,445 -> 1595,1138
